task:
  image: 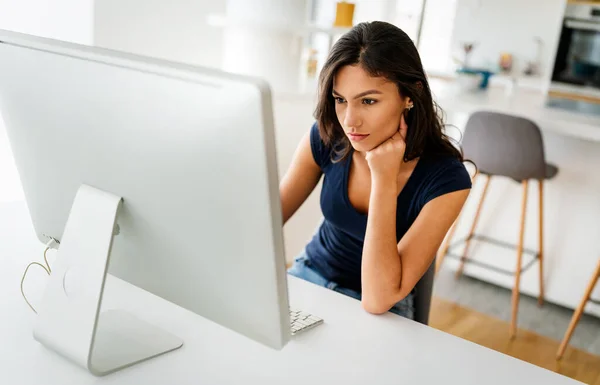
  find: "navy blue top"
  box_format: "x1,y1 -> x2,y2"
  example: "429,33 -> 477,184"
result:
304,122 -> 472,292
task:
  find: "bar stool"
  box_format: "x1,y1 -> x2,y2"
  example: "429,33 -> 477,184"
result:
436,110 -> 558,338
556,258 -> 600,360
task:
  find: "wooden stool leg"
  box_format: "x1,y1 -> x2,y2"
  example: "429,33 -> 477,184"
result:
455,174 -> 491,279
510,180 -> 529,339
538,179 -> 545,307
557,259 -> 600,359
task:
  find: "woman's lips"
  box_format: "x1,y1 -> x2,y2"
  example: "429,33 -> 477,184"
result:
348,133 -> 369,142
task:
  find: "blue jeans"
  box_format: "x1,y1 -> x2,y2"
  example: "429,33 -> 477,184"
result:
287,251 -> 415,320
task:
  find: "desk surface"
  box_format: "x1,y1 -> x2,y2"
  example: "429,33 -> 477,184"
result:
0,201 -> 582,385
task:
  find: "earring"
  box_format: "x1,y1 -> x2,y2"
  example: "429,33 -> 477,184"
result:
406,104 -> 414,110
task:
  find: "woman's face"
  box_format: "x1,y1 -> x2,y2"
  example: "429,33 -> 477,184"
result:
332,64 -> 411,152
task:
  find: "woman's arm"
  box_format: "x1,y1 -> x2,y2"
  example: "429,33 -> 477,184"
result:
361,187 -> 469,314
279,131 -> 323,225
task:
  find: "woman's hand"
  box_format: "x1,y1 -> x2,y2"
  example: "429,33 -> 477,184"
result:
365,113 -> 408,187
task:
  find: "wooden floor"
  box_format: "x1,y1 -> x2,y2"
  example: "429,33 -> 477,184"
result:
430,297 -> 600,385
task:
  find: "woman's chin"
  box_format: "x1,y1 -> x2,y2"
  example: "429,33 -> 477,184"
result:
349,141 -> 374,153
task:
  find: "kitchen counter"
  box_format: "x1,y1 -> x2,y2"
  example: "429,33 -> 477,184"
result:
430,79 -> 600,142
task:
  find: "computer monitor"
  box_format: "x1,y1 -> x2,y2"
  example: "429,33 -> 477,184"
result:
0,29 -> 291,375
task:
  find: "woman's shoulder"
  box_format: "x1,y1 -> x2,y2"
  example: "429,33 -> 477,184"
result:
422,153 -> 469,171
416,153 -> 472,205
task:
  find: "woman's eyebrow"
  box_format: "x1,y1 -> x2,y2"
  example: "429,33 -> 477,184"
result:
332,89 -> 383,99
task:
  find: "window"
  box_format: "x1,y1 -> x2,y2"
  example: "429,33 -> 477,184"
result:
416,0 -> 458,74
309,0 -> 458,75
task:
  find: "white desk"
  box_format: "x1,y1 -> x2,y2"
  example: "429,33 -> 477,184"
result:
0,201 -> 583,384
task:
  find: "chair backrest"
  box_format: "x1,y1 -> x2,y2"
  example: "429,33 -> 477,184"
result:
414,258 -> 435,325
462,111 -> 547,180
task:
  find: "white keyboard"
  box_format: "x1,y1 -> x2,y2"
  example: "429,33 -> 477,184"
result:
289,308 -> 323,335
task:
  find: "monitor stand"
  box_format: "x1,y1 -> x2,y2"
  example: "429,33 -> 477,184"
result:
33,184 -> 183,376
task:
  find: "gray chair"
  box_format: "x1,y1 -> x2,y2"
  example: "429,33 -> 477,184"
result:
414,258 -> 436,325
436,110 -> 558,337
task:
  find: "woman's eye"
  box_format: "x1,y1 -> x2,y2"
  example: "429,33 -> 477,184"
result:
362,98 -> 377,105
334,97 -> 346,104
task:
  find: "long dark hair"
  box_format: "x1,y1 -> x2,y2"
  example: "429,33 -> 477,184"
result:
314,21 -> 463,163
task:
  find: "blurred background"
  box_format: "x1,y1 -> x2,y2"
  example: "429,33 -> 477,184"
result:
1,1 -> 599,383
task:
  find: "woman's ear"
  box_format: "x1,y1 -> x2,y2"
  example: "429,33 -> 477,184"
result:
399,110 -> 408,140
405,98 -> 414,111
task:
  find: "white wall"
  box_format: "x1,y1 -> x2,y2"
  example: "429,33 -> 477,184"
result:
451,0 -> 567,80
222,0 -> 309,93
93,0 -> 225,69
0,0 -> 94,203
0,0 -> 93,43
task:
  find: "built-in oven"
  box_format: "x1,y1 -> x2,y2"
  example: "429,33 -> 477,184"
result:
548,3 -> 600,115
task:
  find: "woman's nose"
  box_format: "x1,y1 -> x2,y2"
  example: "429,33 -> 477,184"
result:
343,105 -> 361,129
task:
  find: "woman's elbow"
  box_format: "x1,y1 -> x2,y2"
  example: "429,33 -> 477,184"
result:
361,288 -> 412,315
361,299 -> 390,315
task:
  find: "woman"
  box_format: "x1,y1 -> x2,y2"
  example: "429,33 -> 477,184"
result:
280,21 -> 472,319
